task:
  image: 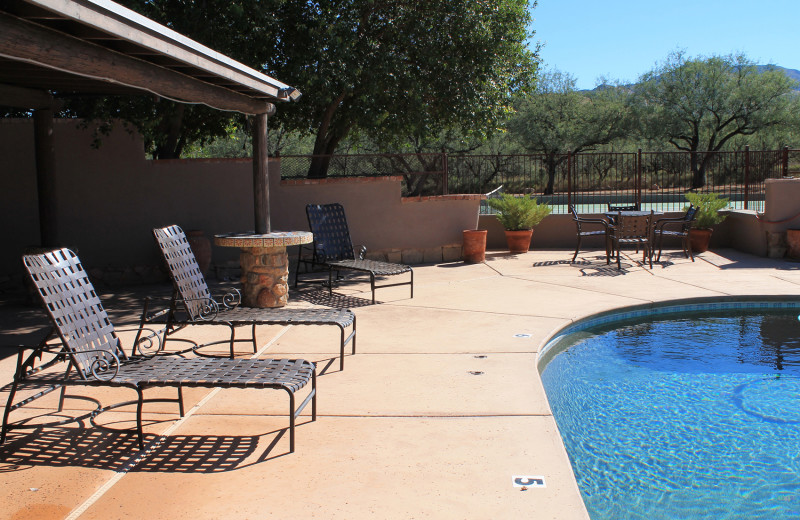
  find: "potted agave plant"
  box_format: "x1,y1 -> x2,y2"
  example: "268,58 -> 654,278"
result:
685,192 -> 730,253
487,194 -> 552,253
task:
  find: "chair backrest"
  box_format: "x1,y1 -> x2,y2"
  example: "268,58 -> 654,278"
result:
569,204 -> 579,220
614,212 -> 652,239
684,205 -> 698,223
153,225 -> 212,320
305,203 -> 356,262
22,248 -> 125,379
608,202 -> 640,212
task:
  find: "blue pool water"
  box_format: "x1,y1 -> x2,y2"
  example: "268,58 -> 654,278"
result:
541,309 -> 800,519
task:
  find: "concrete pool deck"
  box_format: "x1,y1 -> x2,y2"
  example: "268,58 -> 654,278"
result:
2,247 -> 800,520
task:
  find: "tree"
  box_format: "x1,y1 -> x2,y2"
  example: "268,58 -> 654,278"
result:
268,0 -> 538,177
73,0 -> 537,166
633,52 -> 799,188
506,70 -> 629,194
61,0 -> 285,159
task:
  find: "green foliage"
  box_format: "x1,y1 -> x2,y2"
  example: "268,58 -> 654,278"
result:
506,69 -> 631,193
67,0 -> 537,164
508,70 -> 630,155
487,194 -> 551,230
261,0 -> 539,176
633,52 -> 800,187
685,192 -> 730,228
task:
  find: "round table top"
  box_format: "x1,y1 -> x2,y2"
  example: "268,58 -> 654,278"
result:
214,231 -> 313,248
604,210 -> 663,217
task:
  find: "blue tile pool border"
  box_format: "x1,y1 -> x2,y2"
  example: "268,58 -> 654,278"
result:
537,296 -> 800,373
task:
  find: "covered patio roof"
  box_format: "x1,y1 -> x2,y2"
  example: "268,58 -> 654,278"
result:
0,0 -> 300,111
0,0 -> 300,241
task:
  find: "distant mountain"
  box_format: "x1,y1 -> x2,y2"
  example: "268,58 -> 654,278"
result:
758,65 -> 800,88
587,65 -> 800,92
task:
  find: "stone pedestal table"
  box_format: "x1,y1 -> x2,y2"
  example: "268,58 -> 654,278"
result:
214,231 -> 313,308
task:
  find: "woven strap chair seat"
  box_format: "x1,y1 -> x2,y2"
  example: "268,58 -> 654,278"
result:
328,259 -> 412,277
115,357 -> 313,392
24,356 -> 314,393
210,306 -> 355,328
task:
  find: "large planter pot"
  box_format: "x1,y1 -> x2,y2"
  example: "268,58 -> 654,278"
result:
505,229 -> 534,254
689,228 -> 713,254
186,229 -> 212,274
462,229 -> 487,263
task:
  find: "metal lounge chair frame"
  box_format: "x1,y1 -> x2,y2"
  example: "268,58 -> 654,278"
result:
2,248 -> 316,452
608,211 -> 654,269
653,205 -> 698,262
295,203 -> 413,304
150,225 -> 356,370
569,204 -> 611,263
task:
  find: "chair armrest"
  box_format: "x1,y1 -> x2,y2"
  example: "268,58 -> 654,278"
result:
654,217 -> 688,232
577,216 -> 610,228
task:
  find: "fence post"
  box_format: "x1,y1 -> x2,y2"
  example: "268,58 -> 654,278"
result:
636,149 -> 642,208
743,146 -> 750,210
783,146 -> 790,178
567,150 -> 572,207
442,152 -> 449,195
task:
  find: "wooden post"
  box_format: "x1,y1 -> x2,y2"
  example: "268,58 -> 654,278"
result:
34,108 -> 58,247
252,112 -> 270,234
566,151 -> 572,207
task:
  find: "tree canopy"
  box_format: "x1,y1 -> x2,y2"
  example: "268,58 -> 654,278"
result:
633,52 -> 800,187
73,0 -> 538,167
269,0 -> 538,177
506,69 -> 629,193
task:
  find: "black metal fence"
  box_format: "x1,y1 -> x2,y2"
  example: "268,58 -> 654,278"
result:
280,147 -> 799,213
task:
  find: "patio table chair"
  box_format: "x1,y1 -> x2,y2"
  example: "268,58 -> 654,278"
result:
653,205 -> 697,262
151,225 -> 356,370
608,210 -> 654,269
295,203 -> 413,304
569,205 -> 611,263
2,248 -> 316,452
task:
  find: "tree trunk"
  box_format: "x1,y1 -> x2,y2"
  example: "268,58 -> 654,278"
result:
154,103 -> 186,159
690,151 -> 706,189
544,156 -> 558,195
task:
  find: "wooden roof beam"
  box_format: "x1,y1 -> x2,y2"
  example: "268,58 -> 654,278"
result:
0,12 -> 275,114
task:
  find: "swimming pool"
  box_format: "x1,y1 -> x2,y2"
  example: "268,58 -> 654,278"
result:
540,299 -> 800,520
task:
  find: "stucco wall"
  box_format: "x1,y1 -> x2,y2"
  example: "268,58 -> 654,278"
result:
0,119 -> 477,284
4,119 -> 799,287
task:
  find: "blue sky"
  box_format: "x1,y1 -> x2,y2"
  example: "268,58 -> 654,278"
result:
530,0 -> 800,89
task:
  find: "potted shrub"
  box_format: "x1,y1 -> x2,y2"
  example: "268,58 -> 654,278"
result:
487,194 -> 552,253
684,192 -> 730,253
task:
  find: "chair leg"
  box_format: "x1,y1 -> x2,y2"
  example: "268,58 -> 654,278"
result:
251,324 -> 258,354
572,235 -> 581,263
135,387 -> 145,449
686,235 -> 694,262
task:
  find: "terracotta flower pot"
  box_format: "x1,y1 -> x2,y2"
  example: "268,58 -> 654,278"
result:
689,228 -> 712,254
505,229 -> 533,254
462,229 -> 487,263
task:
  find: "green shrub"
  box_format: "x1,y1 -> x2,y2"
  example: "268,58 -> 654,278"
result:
487,194 -> 551,230
685,192 -> 730,229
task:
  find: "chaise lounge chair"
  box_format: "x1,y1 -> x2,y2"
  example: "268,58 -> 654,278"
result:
150,225 -> 356,370
295,203 -> 413,304
2,248 -> 316,452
